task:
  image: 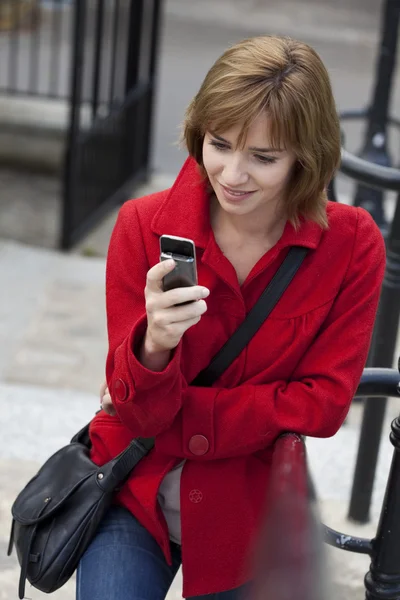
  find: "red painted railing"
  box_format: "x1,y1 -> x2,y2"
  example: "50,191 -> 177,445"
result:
250,434 -> 327,600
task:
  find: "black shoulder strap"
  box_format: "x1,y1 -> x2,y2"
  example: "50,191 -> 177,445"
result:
192,246 -> 308,387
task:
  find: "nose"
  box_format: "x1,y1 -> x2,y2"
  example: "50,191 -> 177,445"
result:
222,153 -> 249,187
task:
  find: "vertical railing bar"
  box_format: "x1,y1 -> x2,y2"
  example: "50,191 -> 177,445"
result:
8,0 -> 21,91
91,0 -> 105,119
148,0 -> 162,81
124,0 -> 144,176
59,0 -> 75,99
49,0 -> 63,96
61,0 -> 86,249
141,0 -> 163,170
0,1 -> 10,91
108,0 -> 120,109
29,0 -> 41,93
124,0 -> 143,94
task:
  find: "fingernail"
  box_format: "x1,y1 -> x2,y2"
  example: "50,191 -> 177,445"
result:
201,288 -> 210,297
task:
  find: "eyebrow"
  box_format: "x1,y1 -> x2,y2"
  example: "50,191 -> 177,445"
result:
211,133 -> 284,153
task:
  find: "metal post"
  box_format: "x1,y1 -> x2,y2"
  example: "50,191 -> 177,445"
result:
125,0 -> 144,94
364,414 -> 400,599
348,193 -> 400,523
141,0 -> 163,171
353,0 -> 399,235
60,0 -> 86,250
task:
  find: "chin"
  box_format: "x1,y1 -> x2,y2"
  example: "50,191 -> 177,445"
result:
216,194 -> 256,215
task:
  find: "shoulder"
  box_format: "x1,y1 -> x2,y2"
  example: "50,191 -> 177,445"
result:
326,201 -> 378,234
107,189 -> 171,258
325,202 -> 384,250
118,189 -> 171,226
325,202 -> 385,280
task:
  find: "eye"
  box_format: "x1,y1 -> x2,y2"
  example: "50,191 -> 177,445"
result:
254,155 -> 277,164
209,139 -> 230,151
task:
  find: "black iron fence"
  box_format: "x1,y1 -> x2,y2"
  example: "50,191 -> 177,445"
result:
62,0 -> 162,248
344,0 -> 400,235
335,0 -> 400,525
0,0 -> 72,99
338,145 -> 400,525
0,0 -> 163,249
0,0 -> 137,103
258,367 -> 400,600
326,368 -> 400,600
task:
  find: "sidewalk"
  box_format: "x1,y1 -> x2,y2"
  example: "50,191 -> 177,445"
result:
165,0 -> 380,47
0,194 -> 399,598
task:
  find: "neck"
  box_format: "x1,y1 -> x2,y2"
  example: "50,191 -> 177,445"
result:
210,194 -> 287,242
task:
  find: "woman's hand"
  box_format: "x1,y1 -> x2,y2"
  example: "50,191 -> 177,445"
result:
99,380 -> 116,416
143,258 -> 210,356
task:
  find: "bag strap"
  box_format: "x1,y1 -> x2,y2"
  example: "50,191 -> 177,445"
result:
99,246 -> 308,482
192,246 -> 308,387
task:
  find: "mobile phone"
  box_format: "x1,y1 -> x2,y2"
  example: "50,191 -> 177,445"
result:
160,235 -> 198,292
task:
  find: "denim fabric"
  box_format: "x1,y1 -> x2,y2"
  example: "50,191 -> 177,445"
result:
76,505 -> 246,600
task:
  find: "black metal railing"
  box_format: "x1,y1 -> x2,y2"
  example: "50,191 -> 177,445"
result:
339,145 -> 400,524
340,0 -> 400,235
325,367 -> 400,600
0,0 -> 72,99
61,0 -> 162,248
0,0 -> 145,110
256,367 -> 400,600
0,0 -> 163,249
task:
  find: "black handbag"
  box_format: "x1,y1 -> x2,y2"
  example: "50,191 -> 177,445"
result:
8,246 -> 307,599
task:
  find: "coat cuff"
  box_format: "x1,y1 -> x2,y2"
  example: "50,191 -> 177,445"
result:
127,314 -> 182,391
110,314 -> 184,436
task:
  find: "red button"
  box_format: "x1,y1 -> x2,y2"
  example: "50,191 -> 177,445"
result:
114,378 -> 128,402
188,435 -> 209,456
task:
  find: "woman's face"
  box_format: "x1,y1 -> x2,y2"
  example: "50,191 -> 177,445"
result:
202,113 -> 297,220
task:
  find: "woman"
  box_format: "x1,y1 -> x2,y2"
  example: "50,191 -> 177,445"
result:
79,36 -> 385,600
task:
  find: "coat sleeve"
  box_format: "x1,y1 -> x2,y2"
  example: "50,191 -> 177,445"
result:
155,208 -> 386,460
105,201 -> 186,436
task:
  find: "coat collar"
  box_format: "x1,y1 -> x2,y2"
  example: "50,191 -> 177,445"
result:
151,156 -> 323,251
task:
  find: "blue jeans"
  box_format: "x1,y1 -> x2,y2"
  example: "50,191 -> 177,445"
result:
77,505 -> 246,600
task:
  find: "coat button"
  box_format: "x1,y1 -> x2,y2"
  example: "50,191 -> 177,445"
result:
188,435 -> 209,456
114,378 -> 128,402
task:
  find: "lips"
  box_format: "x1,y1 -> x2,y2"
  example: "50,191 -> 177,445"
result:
219,183 -> 257,202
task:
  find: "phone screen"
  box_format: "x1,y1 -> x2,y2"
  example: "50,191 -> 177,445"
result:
160,235 -> 197,291
160,235 -> 195,259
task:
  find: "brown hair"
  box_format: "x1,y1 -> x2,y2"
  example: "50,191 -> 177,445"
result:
183,36 -> 341,229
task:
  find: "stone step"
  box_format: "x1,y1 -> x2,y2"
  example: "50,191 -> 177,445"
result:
0,95 -> 91,173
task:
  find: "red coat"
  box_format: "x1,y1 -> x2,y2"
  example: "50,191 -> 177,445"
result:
90,157 -> 385,597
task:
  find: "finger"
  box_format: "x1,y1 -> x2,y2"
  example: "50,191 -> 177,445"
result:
102,396 -> 116,416
99,379 -> 108,399
103,404 -> 117,416
166,299 -> 208,324
158,286 -> 210,308
172,315 -> 202,335
146,259 -> 176,292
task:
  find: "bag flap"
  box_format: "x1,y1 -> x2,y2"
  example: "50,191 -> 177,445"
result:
12,442 -> 98,525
